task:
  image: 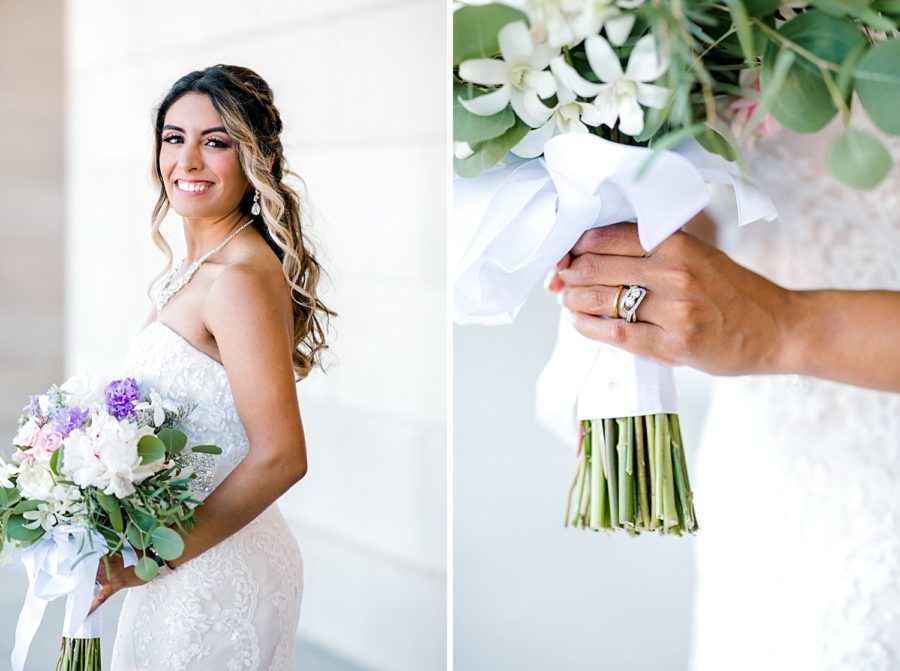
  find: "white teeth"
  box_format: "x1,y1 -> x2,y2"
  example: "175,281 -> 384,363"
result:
178,180 -> 211,192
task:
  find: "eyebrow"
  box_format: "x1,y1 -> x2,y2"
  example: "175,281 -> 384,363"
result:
162,124 -> 228,135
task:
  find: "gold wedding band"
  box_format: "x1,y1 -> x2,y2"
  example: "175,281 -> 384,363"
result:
612,285 -> 625,318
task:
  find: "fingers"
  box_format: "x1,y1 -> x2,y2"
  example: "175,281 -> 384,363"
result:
571,223 -> 647,258
87,584 -> 114,617
560,285 -> 660,326
568,312 -> 671,364
558,253 -> 653,289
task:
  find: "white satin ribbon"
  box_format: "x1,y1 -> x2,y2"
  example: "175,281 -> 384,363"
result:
11,526 -> 137,671
454,133 -> 778,446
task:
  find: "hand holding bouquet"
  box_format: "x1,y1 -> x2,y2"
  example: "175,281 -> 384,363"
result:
452,0 -> 899,536
1,374 -> 222,671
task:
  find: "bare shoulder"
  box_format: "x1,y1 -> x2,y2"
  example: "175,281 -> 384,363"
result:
202,248 -> 292,343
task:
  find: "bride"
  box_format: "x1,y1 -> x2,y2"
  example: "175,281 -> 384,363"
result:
87,64 -> 333,670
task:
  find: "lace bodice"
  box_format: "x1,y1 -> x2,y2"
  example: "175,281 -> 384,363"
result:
121,321 -> 249,499
689,113 -> 900,671
112,320 -> 303,671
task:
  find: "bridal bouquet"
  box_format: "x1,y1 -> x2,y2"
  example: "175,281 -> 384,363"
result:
1,374 -> 222,671
453,2 -> 899,535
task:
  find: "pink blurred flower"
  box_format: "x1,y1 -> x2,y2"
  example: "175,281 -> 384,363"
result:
726,70 -> 779,148
13,419 -> 41,449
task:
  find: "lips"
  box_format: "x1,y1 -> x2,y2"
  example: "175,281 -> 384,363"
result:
175,179 -> 214,193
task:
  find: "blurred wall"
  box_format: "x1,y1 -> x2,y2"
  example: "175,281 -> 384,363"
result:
453,290 -> 713,670
64,1 -> 445,670
0,0 -> 65,437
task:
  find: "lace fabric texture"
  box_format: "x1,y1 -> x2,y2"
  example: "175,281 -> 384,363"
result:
689,115 -> 900,671
110,321 -> 303,671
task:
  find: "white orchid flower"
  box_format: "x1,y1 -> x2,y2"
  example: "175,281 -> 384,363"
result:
552,33 -> 669,136
23,502 -> 56,533
511,59 -> 605,157
518,0 -> 580,47
0,455 -> 18,488
567,0 -> 643,46
458,20 -> 558,127
134,389 -> 177,428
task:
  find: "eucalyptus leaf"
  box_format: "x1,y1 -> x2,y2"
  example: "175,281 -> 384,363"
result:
157,428 -> 187,454
744,0 -> 781,14
134,556 -> 159,582
150,526 -> 184,561
1,487 -> 19,507
454,118 -> 530,178
454,85 -> 515,144
761,46 -> 834,132
778,11 -> 866,72
855,40 -> 900,136
137,435 -> 166,465
453,4 -> 528,66
695,126 -> 738,162
826,128 -> 893,190
126,521 -> 148,550
129,508 -> 157,533
11,499 -> 43,515
190,444 -> 223,455
7,515 -> 44,542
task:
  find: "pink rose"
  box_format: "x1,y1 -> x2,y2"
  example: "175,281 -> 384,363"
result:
13,420 -> 41,448
36,426 -> 63,453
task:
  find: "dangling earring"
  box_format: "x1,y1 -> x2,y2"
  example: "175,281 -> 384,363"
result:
251,189 -> 261,216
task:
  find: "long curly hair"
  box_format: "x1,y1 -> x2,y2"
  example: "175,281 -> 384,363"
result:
147,64 -> 334,380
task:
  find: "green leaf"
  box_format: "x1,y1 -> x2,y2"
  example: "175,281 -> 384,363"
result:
454,118 -> 530,178
453,4 -> 528,66
762,48 -> 834,132
150,526 -> 184,561
826,128 -> 893,190
49,448 -> 63,476
129,507 -> 157,533
2,487 -> 19,507
137,435 -> 166,465
126,521 -> 149,550
855,40 -> 900,136
190,444 -> 223,455
726,0 -> 756,64
743,0 -> 781,14
134,556 -> 159,582
11,499 -> 43,515
695,126 -> 738,162
779,11 -> 866,71
454,84 -> 515,144
6,515 -> 44,542
96,492 -> 124,533
157,428 -> 188,454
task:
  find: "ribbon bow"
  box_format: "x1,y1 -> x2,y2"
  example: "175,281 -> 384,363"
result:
453,133 -> 777,445
11,526 -> 137,671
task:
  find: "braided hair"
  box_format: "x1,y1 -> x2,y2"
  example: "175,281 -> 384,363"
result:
148,64 -> 334,380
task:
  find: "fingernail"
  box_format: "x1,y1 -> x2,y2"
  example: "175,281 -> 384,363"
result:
543,269 -> 555,291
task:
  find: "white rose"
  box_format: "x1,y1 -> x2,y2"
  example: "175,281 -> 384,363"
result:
60,373 -> 108,412
15,463 -> 56,501
62,411 -> 162,499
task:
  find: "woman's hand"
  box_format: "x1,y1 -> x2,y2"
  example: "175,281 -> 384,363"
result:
88,553 -> 145,616
548,215 -> 795,376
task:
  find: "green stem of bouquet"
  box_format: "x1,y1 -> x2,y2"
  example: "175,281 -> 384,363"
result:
57,637 -> 101,671
564,414 -> 698,535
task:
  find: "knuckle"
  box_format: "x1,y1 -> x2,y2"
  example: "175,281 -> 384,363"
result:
666,265 -> 695,293
587,287 -> 607,313
608,320 -> 629,345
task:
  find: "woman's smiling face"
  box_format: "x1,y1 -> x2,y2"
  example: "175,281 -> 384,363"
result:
159,92 -> 249,219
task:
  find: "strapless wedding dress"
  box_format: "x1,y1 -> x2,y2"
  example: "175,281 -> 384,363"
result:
109,321 -> 303,671
689,115 -> 900,670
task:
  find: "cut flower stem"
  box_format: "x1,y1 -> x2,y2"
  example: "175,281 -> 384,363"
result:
564,414 -> 699,535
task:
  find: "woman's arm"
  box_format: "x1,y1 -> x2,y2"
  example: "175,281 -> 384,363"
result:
91,264 -> 306,612
167,263 -> 307,567
549,216 -> 900,393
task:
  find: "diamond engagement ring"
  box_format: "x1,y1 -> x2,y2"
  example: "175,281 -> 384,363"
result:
618,285 -> 647,323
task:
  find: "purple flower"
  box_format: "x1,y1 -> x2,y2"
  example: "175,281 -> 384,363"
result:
50,406 -> 91,438
24,395 -> 43,418
105,378 -> 141,421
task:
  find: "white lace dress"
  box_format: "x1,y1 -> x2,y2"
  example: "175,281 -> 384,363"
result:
110,321 -> 303,671
689,116 -> 900,670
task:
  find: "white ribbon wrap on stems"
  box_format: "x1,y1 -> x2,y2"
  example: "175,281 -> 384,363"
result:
454,133 -> 777,446
11,525 -> 138,671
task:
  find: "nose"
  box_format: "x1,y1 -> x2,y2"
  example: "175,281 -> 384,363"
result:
177,140 -> 204,173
